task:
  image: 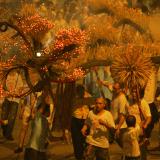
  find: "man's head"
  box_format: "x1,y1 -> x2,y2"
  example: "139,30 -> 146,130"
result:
113,82 -> 120,90
113,82 -> 124,91
95,97 -> 106,113
126,115 -> 136,127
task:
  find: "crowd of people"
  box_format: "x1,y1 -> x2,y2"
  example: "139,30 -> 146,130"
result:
0,1 -> 160,160
0,66 -> 160,160
70,66 -> 160,160
0,90 -> 54,160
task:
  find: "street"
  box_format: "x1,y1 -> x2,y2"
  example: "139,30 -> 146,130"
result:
0,120 -> 160,160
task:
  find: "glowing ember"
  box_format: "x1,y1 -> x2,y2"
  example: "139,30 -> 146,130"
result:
48,28 -> 87,59
58,68 -> 85,82
17,13 -> 54,36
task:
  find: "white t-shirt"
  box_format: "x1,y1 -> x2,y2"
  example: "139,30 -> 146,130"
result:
85,110 -> 115,148
111,93 -> 128,128
126,98 -> 151,126
123,126 -> 141,157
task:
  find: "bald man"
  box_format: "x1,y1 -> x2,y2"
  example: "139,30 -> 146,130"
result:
81,97 -> 115,160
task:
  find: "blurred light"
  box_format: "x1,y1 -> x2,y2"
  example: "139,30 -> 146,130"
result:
36,52 -> 42,57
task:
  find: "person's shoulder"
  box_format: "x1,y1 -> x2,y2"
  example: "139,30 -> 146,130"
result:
141,98 -> 149,107
126,127 -> 137,136
120,92 -> 127,98
89,110 -> 95,114
104,110 -> 112,116
141,98 -> 147,103
118,92 -> 127,102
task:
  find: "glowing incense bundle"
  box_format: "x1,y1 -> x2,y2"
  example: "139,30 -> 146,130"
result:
111,45 -> 152,91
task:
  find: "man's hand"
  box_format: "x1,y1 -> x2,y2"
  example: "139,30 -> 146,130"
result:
99,119 -> 106,127
115,128 -> 120,138
140,118 -> 151,130
81,128 -> 87,136
98,80 -> 108,86
142,123 -> 148,130
115,125 -> 120,138
81,125 -> 88,136
0,120 -> 8,125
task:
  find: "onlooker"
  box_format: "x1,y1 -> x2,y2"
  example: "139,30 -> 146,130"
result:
99,81 -> 128,147
71,85 -> 90,160
1,98 -> 19,140
111,82 -> 128,147
84,66 -> 113,100
24,103 -> 50,160
126,88 -> 151,137
123,115 -> 141,160
126,88 -> 151,160
81,97 -> 115,160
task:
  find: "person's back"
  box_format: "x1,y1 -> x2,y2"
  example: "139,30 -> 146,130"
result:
28,111 -> 49,151
123,115 -> 141,160
24,103 -> 50,160
111,92 -> 127,125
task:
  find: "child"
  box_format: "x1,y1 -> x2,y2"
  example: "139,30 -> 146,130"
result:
24,103 -> 50,160
123,115 -> 141,160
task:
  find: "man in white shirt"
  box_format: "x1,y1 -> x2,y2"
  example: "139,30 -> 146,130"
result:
126,88 -> 151,160
111,82 -> 128,147
81,97 -> 115,160
126,96 -> 151,131
98,81 -> 128,147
